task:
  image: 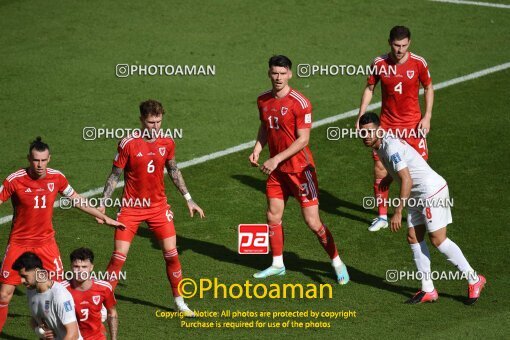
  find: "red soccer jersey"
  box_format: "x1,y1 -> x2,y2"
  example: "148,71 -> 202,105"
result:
0,168 -> 74,247
62,279 -> 116,340
367,52 -> 431,129
257,88 -> 315,173
113,136 -> 175,210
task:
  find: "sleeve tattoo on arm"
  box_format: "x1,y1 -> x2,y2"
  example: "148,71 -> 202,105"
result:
166,159 -> 189,195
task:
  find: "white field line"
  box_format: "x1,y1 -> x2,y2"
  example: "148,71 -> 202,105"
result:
429,0 -> 510,9
1,61 -> 509,225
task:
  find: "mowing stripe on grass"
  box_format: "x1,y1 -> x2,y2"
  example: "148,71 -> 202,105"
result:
429,0 -> 510,9
1,62 -> 509,225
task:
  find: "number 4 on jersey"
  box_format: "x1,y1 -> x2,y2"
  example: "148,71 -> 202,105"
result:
394,82 -> 402,94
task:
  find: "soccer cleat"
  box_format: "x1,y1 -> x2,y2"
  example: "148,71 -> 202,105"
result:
253,266 -> 286,279
334,263 -> 350,285
368,217 -> 388,232
405,289 -> 438,304
466,274 -> 486,305
176,302 -> 196,318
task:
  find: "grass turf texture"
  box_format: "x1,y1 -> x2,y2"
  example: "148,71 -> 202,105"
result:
0,0 -> 509,339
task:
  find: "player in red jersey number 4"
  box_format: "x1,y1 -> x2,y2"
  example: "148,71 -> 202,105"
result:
249,55 -> 349,284
98,100 -> 204,317
355,26 -> 434,232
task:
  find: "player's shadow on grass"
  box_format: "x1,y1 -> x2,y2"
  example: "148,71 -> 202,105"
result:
133,228 -> 464,303
114,293 -> 169,310
231,174 -> 374,224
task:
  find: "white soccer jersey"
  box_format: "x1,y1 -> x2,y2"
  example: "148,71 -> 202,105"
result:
27,281 -> 82,340
376,134 -> 446,198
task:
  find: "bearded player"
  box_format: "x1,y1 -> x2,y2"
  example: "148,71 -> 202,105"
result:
98,99 -> 204,317
359,112 -> 486,304
62,248 -> 118,340
0,137 -> 124,333
355,26 -> 434,232
249,55 -> 349,284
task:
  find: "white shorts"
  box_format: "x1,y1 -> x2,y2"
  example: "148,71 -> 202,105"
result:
407,185 -> 452,233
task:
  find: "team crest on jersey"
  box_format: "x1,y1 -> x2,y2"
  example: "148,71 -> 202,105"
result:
159,147 -> 166,156
45,300 -> 50,313
407,70 -> 415,79
390,153 -> 402,164
92,295 -> 101,305
63,300 -> 72,312
47,183 -> 54,192
280,107 -> 288,116
2,271 -> 9,278
172,270 -> 182,278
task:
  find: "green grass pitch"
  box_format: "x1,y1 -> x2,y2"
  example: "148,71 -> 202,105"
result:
0,0 -> 509,339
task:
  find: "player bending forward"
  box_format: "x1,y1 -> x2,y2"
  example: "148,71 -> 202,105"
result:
355,25 -> 434,232
249,55 -> 349,284
359,112 -> 485,304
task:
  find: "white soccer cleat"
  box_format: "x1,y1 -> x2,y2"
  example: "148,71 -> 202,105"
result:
368,217 -> 388,232
176,301 -> 196,318
253,266 -> 286,279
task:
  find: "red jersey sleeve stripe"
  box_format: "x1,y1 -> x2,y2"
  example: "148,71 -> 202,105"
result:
290,91 -> 308,109
6,169 -> 27,182
410,53 -> 428,67
95,280 -> 114,291
119,137 -> 134,149
47,168 -> 65,176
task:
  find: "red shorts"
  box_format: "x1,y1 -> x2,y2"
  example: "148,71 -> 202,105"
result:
115,204 -> 176,243
373,135 -> 428,161
266,167 -> 319,208
0,238 -> 63,285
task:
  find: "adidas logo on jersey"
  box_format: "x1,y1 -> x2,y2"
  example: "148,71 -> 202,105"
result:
136,152 -> 143,157
25,188 -> 32,193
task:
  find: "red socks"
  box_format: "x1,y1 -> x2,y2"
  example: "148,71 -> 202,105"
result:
269,222 -> 284,256
0,301 -> 8,332
315,225 -> 338,259
374,179 -> 389,216
106,251 -> 127,290
163,249 -> 182,297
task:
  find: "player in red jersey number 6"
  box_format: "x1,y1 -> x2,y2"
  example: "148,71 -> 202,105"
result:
98,100 -> 204,317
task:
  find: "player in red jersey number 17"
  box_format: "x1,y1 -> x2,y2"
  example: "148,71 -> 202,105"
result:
97,100 -> 204,318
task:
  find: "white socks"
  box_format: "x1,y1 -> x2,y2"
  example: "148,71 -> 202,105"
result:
175,296 -> 185,307
332,256 -> 343,268
437,238 -> 478,284
410,241 -> 434,292
272,255 -> 284,268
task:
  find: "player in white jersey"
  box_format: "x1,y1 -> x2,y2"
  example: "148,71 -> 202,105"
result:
359,112 -> 486,305
13,252 -> 82,340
